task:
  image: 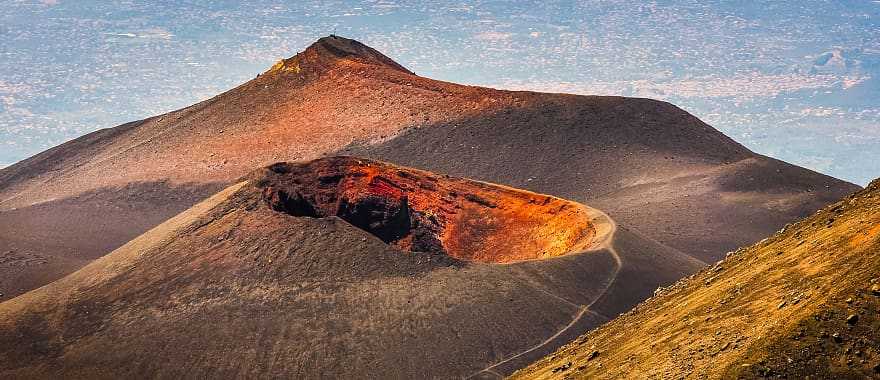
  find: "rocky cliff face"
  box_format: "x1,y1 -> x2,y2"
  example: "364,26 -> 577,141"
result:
256,156 -> 597,263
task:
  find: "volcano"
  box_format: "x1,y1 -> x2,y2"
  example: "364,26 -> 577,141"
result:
0,158 -> 703,378
0,36 -> 857,301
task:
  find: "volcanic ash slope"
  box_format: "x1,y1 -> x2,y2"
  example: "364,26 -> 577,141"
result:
0,157 -> 701,379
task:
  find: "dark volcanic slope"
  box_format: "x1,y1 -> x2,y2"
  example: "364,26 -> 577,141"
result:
0,35 -> 857,300
0,158 -> 701,379
512,179 -> 880,379
344,105 -> 855,263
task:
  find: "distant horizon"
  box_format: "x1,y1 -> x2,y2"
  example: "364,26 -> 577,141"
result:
2,1 -> 878,185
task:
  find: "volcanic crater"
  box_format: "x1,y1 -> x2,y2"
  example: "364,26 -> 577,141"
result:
256,156 -> 598,263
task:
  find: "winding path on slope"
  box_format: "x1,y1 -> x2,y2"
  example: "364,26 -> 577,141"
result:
468,207 -> 621,379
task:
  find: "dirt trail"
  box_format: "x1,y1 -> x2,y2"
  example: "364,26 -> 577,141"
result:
468,207 -> 620,379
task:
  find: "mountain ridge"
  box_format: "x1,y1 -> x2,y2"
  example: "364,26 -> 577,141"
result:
0,36 -> 858,301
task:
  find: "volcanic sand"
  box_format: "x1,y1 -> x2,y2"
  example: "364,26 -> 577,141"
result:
0,158 -> 697,379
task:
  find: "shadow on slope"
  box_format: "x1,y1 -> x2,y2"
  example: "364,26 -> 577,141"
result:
341,99 -> 857,262
0,162 -> 700,379
0,180 -> 223,300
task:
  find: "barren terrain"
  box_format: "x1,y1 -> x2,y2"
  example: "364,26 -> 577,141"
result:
0,36 -> 857,300
0,158 -> 700,378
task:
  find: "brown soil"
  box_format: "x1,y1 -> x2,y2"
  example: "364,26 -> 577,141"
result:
511,178 -> 880,379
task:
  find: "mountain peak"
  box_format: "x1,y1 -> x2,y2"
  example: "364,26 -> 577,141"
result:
266,35 -> 413,76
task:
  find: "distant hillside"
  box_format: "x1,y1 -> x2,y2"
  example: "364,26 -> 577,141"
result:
512,179 -> 880,379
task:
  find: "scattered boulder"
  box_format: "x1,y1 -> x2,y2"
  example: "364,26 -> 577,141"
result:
756,365 -> 773,377
551,362 -> 572,373
846,314 -> 859,325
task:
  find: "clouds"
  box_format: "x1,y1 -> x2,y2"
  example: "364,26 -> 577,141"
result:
474,31 -> 513,41
104,28 -> 174,40
0,0 -> 878,184
498,72 -> 856,101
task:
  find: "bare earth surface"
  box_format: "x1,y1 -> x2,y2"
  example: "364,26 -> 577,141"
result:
0,159 -> 702,379
512,179 -> 880,379
0,36 -> 857,301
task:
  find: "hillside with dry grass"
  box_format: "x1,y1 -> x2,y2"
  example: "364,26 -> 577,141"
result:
512,179 -> 880,379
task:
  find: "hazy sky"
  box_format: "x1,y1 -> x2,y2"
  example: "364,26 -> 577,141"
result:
2,1 -> 878,184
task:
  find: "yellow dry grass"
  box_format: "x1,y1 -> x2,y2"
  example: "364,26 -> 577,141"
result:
512,180 -> 880,379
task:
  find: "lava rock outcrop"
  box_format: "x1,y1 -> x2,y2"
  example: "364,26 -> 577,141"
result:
256,156 -> 597,263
